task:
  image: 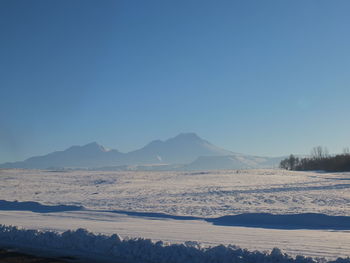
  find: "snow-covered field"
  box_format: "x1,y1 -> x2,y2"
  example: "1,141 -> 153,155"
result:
1,169 -> 350,260
2,169 -> 350,216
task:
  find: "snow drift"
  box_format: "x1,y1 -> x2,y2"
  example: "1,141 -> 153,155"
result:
0,225 -> 348,263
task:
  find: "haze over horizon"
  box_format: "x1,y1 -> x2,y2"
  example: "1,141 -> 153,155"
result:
2,0 -> 350,163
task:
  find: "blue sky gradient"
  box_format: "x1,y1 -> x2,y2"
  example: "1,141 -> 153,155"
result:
1,0 -> 350,162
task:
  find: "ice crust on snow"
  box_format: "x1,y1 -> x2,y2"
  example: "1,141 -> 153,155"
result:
0,225 -> 348,263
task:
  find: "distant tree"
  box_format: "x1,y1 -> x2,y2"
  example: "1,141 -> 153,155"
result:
310,146 -> 329,160
281,146 -> 350,172
289,154 -> 298,170
279,154 -> 299,170
279,158 -> 289,170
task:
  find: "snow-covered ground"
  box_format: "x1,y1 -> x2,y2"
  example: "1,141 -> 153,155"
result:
1,169 -> 350,260
2,210 -> 350,260
2,169 -> 350,217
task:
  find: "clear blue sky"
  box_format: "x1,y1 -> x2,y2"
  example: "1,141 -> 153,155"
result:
1,0 -> 350,162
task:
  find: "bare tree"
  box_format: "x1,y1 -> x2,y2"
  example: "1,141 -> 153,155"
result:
311,146 -> 329,160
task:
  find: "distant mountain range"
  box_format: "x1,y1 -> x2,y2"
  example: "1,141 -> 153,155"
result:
0,133 -> 283,170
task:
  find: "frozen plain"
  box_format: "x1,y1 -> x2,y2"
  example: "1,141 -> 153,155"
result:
1,168 -> 350,260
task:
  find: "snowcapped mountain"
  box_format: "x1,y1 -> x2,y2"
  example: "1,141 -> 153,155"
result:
0,133 -> 282,170
123,133 -> 234,165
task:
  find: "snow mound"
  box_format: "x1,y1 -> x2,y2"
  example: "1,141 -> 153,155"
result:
0,225 -> 348,263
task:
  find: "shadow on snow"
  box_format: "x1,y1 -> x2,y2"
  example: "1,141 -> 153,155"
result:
0,200 -> 83,213
2,200 -> 350,230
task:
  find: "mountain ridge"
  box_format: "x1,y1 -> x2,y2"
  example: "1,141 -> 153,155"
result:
0,133 -> 282,170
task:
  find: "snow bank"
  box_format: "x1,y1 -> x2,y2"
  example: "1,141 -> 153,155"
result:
0,225 -> 348,263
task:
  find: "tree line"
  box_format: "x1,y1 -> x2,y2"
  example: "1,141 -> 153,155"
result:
280,146 -> 350,172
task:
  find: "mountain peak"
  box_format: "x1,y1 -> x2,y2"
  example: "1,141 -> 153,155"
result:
169,132 -> 202,142
177,132 -> 200,138
84,142 -> 100,147
69,142 -> 111,152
